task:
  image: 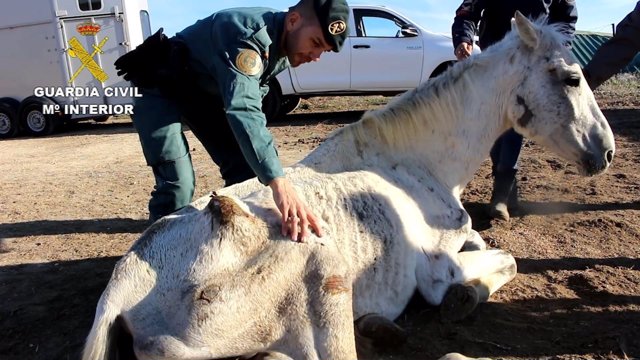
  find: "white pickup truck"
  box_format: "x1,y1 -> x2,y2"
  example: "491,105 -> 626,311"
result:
262,4 -> 467,121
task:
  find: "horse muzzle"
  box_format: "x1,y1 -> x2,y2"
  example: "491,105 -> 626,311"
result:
580,148 -> 614,176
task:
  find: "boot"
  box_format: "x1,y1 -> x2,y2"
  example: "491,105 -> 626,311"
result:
489,169 -> 517,221
509,177 -> 519,211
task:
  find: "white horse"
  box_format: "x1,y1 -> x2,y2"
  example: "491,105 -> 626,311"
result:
83,13 -> 615,360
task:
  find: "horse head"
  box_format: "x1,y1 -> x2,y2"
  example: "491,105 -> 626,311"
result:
506,11 -> 615,176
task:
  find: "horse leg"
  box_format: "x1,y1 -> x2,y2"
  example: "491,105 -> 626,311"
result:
259,353 -> 292,360
312,279 -> 358,360
460,229 -> 486,251
440,249 -> 516,322
237,277 -> 356,360
354,313 -> 407,358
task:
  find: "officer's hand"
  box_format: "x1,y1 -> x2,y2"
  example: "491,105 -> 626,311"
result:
455,42 -> 473,61
269,177 -> 323,242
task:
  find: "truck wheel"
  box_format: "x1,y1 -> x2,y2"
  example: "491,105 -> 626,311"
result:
430,61 -> 455,78
93,115 -> 110,123
279,96 -> 301,116
19,97 -> 61,137
0,99 -> 19,139
262,82 -> 282,123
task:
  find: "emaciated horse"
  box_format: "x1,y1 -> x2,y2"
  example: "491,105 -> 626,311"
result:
83,12 -> 614,360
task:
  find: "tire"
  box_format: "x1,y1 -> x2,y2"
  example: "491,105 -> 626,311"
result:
19,96 -> 61,137
93,115 -> 110,123
0,98 -> 20,139
430,61 -> 456,78
262,82 -> 282,123
279,95 -> 301,116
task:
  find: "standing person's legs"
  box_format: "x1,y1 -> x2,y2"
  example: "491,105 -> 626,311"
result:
489,135 -> 502,174
179,95 -> 255,187
494,129 -> 523,173
132,88 -> 195,221
488,129 -> 523,220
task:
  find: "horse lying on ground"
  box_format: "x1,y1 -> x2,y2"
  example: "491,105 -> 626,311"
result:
83,12 -> 615,360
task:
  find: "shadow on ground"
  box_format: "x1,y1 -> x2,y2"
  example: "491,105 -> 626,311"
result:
0,218 -> 148,238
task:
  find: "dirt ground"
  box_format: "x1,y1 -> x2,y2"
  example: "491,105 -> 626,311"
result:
1,79 -> 639,360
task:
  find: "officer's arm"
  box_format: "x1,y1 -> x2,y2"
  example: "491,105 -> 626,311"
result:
549,0 -> 578,42
584,3 -> 640,89
452,0 -> 485,49
213,48 -> 284,185
259,83 -> 271,98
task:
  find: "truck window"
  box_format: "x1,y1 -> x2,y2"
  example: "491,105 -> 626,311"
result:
353,9 -> 408,38
140,10 -> 152,39
79,0 -> 102,11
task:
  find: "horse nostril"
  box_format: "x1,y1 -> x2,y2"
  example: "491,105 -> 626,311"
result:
605,150 -> 614,165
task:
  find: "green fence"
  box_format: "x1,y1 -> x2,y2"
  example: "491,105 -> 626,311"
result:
571,31 -> 640,73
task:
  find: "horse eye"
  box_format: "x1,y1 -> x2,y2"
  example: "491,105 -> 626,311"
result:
564,77 -> 580,87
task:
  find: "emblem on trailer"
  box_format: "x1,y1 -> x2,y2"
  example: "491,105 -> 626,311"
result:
67,36 -> 109,83
76,21 -> 101,36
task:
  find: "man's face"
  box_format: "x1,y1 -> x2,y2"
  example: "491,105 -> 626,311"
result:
284,12 -> 334,67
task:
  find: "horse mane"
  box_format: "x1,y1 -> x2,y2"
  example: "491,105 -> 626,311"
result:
341,16 -> 572,151
344,59 -> 477,151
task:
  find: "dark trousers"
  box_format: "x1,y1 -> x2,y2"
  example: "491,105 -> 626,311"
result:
490,128 -> 523,174
132,88 -> 254,220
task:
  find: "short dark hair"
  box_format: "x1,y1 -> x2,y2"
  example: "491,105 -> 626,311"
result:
289,0 -> 350,52
289,0 -> 316,22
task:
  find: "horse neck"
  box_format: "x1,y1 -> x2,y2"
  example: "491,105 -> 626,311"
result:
302,50 -> 524,194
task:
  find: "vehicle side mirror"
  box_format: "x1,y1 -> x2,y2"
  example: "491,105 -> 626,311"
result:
400,25 -> 418,37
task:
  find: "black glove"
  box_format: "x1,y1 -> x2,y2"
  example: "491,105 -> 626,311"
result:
114,28 -> 171,88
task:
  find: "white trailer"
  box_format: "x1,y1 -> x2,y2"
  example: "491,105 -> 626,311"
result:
0,0 -> 151,138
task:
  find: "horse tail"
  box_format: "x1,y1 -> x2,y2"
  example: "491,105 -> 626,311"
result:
82,297 -> 133,360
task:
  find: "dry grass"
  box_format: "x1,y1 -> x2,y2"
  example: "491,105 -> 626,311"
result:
292,95 -> 393,114
593,72 -> 640,108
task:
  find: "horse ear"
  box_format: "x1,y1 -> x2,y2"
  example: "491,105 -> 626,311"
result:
512,10 -> 539,49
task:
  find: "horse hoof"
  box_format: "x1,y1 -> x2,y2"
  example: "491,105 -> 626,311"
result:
489,202 -> 510,221
440,283 -> 480,322
355,313 -> 407,350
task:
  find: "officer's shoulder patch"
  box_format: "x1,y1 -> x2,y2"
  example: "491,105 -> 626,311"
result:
235,49 -> 263,76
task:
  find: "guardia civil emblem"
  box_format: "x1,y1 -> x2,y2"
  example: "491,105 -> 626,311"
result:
235,49 -> 262,76
76,21 -> 101,36
328,20 -> 346,35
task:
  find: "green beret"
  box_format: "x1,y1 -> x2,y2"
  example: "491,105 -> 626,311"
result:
314,0 -> 350,52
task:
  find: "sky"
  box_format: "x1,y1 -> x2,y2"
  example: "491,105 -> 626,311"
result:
148,0 -> 638,38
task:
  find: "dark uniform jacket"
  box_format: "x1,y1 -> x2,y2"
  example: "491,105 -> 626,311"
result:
452,0 -> 578,50
176,8 -> 291,184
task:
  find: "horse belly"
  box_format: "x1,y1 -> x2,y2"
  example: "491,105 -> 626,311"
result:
351,244 -> 418,320
305,216 -> 417,321
326,185 -> 423,321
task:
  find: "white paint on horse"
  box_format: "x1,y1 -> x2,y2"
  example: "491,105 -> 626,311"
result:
83,12 -> 615,360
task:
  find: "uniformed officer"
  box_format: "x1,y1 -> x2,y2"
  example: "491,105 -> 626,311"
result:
451,0 -> 577,221
115,0 -> 350,241
584,1 -> 640,89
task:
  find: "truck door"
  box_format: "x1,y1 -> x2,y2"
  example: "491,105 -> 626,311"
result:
57,0 -> 129,105
350,8 -> 424,90
290,39 -> 352,92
